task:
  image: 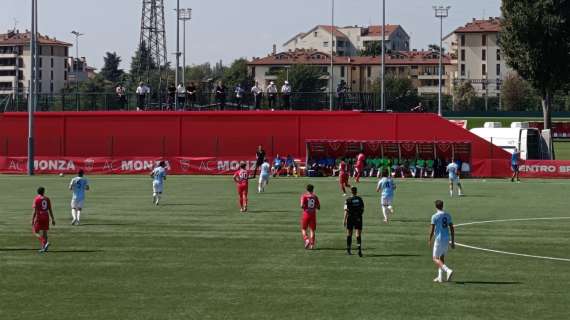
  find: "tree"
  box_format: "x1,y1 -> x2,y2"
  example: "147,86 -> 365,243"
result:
453,81 -> 477,111
501,1 -> 570,131
358,41 -> 382,56
372,75 -> 418,110
100,52 -> 124,84
500,73 -> 540,111
223,58 -> 253,88
276,64 -> 325,92
130,41 -> 156,79
185,63 -> 213,82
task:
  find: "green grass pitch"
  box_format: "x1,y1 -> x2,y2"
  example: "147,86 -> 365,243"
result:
1,175 -> 569,320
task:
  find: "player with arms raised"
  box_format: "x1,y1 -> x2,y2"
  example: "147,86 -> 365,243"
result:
32,187 -> 56,253
429,200 -> 455,283
150,161 -> 167,206
258,159 -> 271,193
376,170 -> 396,223
446,159 -> 464,197
300,184 -> 320,249
344,186 -> 364,257
233,162 -> 250,212
354,151 -> 366,183
69,169 -> 90,225
338,158 -> 351,196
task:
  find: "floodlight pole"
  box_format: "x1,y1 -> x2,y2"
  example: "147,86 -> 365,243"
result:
178,8 -> 192,87
174,0 -> 180,110
330,0 -> 334,111
434,5 -> 450,117
381,0 -> 385,111
28,0 -> 38,175
71,30 -> 84,111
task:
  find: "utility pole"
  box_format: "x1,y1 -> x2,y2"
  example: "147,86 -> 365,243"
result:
28,0 -> 38,175
330,0 -> 334,111
174,0 -> 180,110
381,0 -> 385,111
178,8 -> 192,87
433,5 -> 450,117
71,30 -> 84,110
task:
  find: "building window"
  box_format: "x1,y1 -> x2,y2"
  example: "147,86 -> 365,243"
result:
340,66 -> 345,78
50,70 -> 54,80
482,49 -> 486,61
50,46 -> 54,56
367,66 -> 371,78
50,82 -> 54,93
496,49 -> 501,61
496,64 -> 501,76
482,82 -> 487,90
323,41 -> 329,47
39,58 -> 43,68
482,64 -> 487,76
460,49 -> 465,61
64,71 -> 68,81
460,34 -> 465,46
38,82 -> 42,93
482,34 -> 487,46
314,32 -> 318,37
51,58 -> 54,68
38,70 -> 42,80
65,47 -> 69,57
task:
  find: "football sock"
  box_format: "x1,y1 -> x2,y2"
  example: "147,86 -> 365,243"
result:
382,206 -> 388,220
438,268 -> 443,279
356,236 -> 361,250
76,210 -> 81,222
449,189 -> 453,196
71,209 -> 77,221
346,236 -> 352,250
388,206 -> 394,215
441,265 -> 450,273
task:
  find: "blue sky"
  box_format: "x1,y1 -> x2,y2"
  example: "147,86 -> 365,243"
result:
2,0 -> 500,69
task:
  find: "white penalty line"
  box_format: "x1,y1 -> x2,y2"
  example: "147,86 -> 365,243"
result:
455,217 -> 570,262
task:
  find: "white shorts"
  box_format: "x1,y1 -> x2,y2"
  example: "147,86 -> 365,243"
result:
153,181 -> 164,193
433,240 -> 449,258
381,196 -> 393,207
449,176 -> 460,184
71,199 -> 84,209
259,174 -> 269,184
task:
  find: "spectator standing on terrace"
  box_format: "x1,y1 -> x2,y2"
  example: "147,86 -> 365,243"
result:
215,81 -> 226,110
167,84 -> 176,110
136,82 -> 149,111
267,81 -> 278,110
251,81 -> 263,110
176,84 -> 187,110
115,83 -> 127,110
281,81 -> 292,109
337,81 -> 347,110
235,84 -> 245,109
187,82 -> 197,108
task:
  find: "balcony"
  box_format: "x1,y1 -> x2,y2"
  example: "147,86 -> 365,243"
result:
0,53 -> 18,58
418,73 -> 448,80
417,86 -> 440,95
0,65 -> 17,71
0,76 -> 16,82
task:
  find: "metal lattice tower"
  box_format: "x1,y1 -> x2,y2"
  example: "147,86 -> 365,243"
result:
138,0 -> 168,94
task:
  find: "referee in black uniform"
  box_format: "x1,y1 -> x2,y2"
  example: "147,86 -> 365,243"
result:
253,145 -> 266,178
344,186 -> 364,257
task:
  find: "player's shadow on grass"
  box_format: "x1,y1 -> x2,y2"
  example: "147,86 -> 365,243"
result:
454,281 -> 521,285
0,248 -> 102,253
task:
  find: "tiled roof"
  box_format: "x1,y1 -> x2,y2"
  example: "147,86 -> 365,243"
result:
454,17 -> 502,33
317,25 -> 348,38
362,25 -> 399,37
0,31 -> 72,46
248,49 -> 451,66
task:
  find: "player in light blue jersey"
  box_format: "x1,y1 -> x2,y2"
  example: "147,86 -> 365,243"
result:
258,159 -> 271,193
376,170 -> 396,223
429,200 -> 455,283
446,159 -> 464,197
150,161 -> 167,205
69,169 -> 90,225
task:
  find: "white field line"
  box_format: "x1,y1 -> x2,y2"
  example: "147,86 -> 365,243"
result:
455,217 -> 570,262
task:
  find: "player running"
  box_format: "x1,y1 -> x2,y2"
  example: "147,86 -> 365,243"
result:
429,200 -> 455,283
376,170 -> 396,223
344,186 -> 364,257
300,184 -> 320,249
511,148 -> 521,182
69,169 -> 90,225
338,158 -> 351,196
32,187 -> 56,253
258,159 -> 271,193
233,162 -> 250,212
354,151 -> 366,183
150,161 -> 167,206
446,160 -> 464,197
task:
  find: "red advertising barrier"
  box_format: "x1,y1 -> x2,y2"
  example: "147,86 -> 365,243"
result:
0,156 -> 257,175
519,160 -> 570,178
529,122 -> 570,139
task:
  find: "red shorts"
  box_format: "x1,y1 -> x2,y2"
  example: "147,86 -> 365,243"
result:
339,173 -> 349,185
355,165 -> 364,172
33,218 -> 49,233
237,185 -> 248,197
301,212 -> 317,230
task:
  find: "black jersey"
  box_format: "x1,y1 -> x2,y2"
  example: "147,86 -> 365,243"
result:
345,196 -> 364,218
256,150 -> 266,163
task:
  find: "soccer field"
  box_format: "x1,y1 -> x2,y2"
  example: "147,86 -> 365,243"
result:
1,175 -> 569,320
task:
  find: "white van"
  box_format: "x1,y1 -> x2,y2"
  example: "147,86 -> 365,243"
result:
470,122 -> 544,160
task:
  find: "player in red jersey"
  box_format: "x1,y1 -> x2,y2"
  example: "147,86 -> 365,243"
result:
354,151 -> 366,183
31,187 -> 56,253
300,184 -> 320,249
233,162 -> 250,212
338,158 -> 351,196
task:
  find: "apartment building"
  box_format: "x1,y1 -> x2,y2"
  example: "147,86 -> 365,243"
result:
248,49 -> 454,95
0,30 -> 71,96
283,24 -> 410,56
444,17 -> 510,97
